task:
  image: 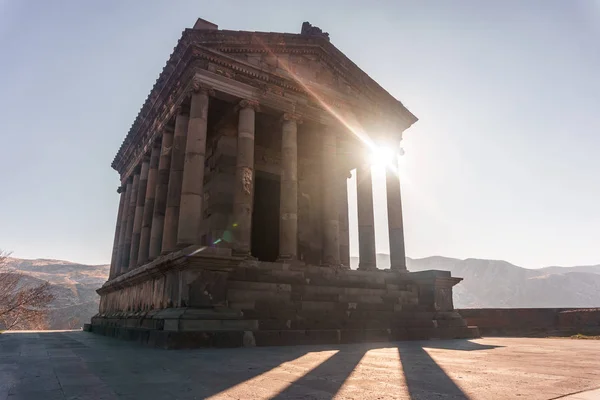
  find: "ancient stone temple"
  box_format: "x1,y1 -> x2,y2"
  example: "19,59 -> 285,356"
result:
88,18 -> 478,348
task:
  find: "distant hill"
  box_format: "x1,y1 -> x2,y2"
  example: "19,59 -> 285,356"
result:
3,258 -> 109,329
5,254 -> 600,329
351,255 -> 600,308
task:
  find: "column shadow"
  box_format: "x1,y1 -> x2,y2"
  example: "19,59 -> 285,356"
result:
13,332 -> 502,399
397,340 -> 502,399
271,342 -> 380,399
270,339 -> 502,399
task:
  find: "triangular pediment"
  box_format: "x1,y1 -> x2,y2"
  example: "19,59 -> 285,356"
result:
186,29 -> 416,126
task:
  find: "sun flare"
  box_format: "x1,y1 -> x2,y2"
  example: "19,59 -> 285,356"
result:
369,145 -> 396,168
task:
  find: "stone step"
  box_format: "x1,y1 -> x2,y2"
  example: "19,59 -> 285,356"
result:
87,324 -> 479,349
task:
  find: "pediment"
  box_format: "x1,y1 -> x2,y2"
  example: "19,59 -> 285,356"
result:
186,29 -> 416,127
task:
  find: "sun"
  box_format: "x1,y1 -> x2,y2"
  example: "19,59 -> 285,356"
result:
369,144 -> 396,168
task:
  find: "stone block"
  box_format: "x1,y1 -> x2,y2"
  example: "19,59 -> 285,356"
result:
229,281 -> 291,292
259,319 -> 292,330
227,289 -> 291,302
176,319 -> 258,332
338,294 -> 383,304
301,285 -> 344,295
300,301 -> 337,311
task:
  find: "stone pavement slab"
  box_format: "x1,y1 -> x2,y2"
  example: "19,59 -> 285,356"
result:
0,331 -> 599,399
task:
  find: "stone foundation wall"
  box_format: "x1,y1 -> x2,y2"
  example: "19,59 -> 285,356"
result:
91,247 -> 478,348
458,308 -> 600,336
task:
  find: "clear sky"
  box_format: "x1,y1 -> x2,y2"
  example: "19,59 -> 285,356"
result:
1,0 -> 599,268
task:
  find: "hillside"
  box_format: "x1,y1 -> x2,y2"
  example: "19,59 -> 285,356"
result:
3,258 -> 109,329
351,255 -> 600,308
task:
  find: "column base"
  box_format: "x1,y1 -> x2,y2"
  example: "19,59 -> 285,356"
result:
276,257 -> 305,267
232,250 -> 255,260
358,263 -> 377,271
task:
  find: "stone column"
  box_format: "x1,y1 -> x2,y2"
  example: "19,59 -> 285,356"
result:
162,108 -> 189,253
121,169 -> 140,272
321,126 -> 340,266
149,129 -> 174,259
338,170 -> 351,268
386,158 -> 407,271
115,178 -> 132,276
356,164 -> 377,270
129,158 -> 149,269
177,84 -> 212,246
109,185 -> 126,279
232,100 -> 258,256
278,113 -> 301,261
138,144 -> 160,265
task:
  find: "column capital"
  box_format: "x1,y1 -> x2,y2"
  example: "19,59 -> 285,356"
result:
190,78 -> 215,96
238,99 -> 260,112
281,112 -> 303,124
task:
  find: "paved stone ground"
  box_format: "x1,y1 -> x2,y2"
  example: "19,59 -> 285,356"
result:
1,331 -> 599,399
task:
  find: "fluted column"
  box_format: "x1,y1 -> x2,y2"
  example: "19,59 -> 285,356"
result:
177,84 -> 212,246
321,126 -> 340,266
232,100 -> 258,256
162,108 -> 189,253
338,170 -> 351,268
121,169 -> 140,272
386,157 -> 407,271
138,144 -> 160,265
115,178 -> 132,276
129,158 -> 149,269
149,129 -> 174,259
109,185 -> 127,279
278,113 -> 301,261
356,165 -> 377,270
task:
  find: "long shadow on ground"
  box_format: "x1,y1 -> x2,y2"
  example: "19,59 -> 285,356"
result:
0,331 -> 502,399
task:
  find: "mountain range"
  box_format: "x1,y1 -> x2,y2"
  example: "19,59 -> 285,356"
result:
2,254 -> 599,329
351,255 -> 600,308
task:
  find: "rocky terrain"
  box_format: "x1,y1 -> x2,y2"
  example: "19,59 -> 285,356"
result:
3,258 -> 108,330
351,255 -> 600,308
3,254 -> 599,330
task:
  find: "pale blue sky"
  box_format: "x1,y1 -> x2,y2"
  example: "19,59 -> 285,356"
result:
1,1 -> 599,268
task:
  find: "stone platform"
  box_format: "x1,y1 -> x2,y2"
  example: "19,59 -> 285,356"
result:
2,331 -> 600,399
89,246 -> 478,348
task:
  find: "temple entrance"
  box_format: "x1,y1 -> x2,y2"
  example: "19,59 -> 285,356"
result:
251,171 -> 280,261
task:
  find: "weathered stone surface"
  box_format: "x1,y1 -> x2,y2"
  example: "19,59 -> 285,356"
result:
162,110 -> 189,253
6,331 -> 600,399
137,144 -> 160,265
149,129 -> 174,259
96,19 -> 477,349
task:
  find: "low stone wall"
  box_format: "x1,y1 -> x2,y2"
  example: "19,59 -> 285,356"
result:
458,308 -> 600,337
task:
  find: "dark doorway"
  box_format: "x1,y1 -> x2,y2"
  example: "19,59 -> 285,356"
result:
251,172 -> 280,261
